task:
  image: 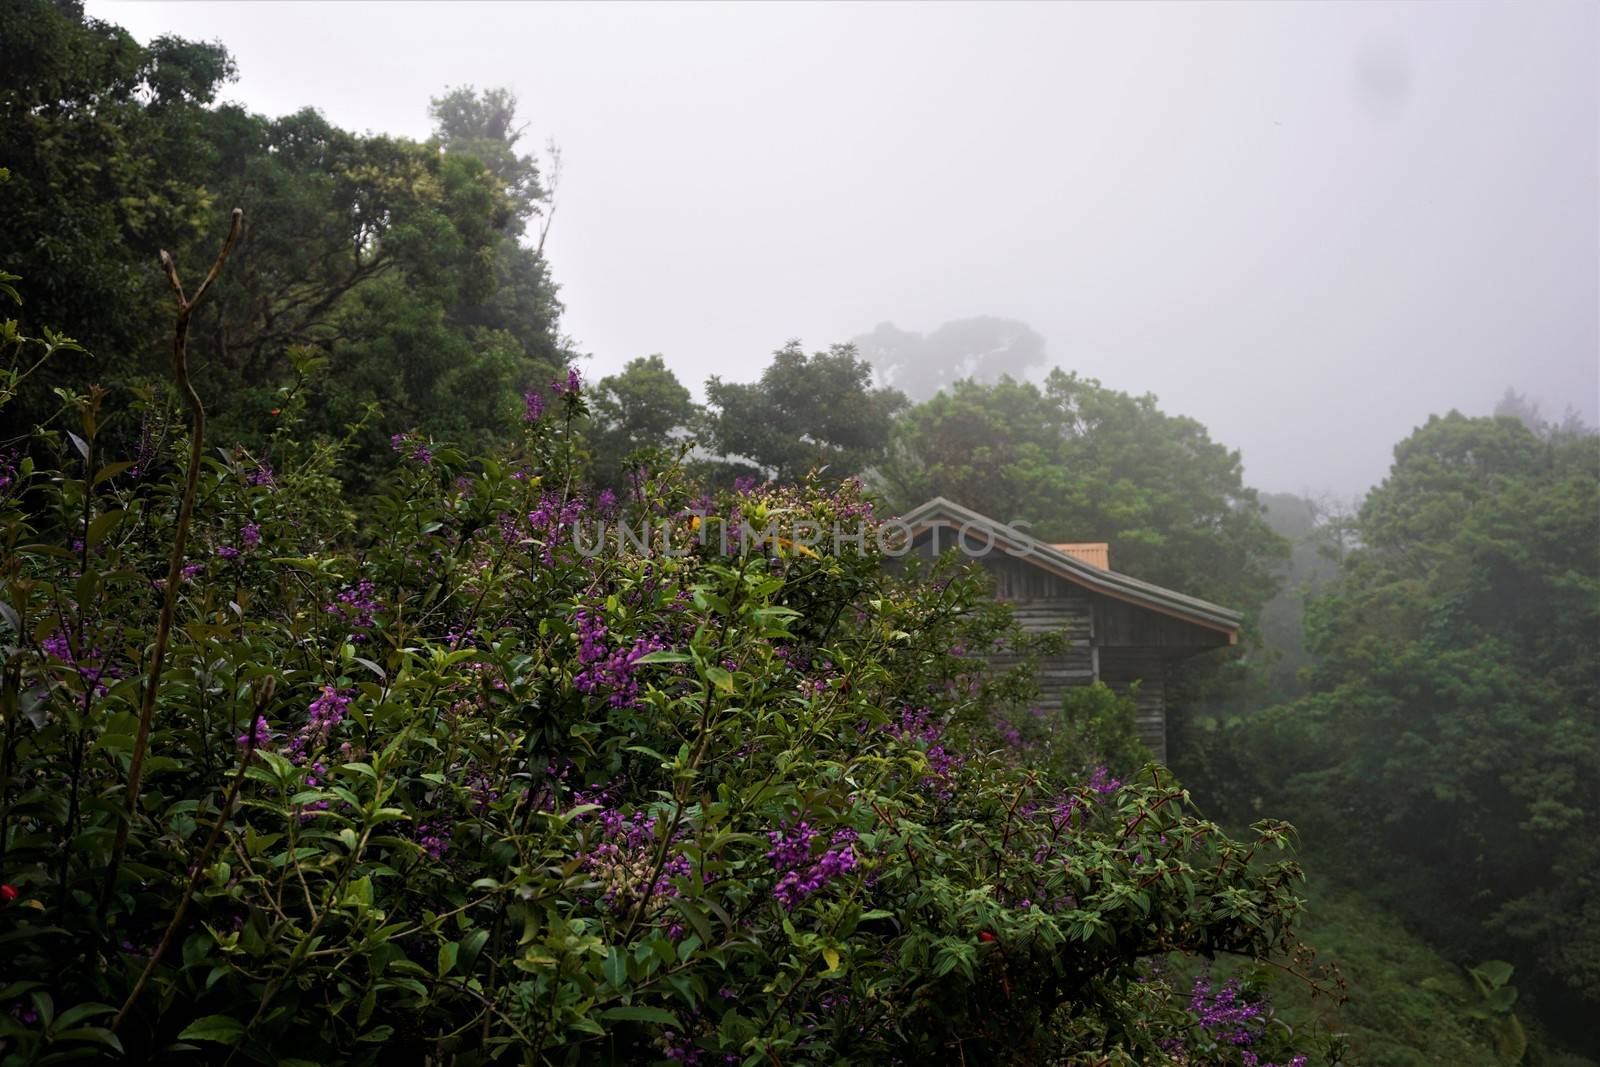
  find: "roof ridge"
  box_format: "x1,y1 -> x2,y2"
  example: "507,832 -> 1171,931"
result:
896,498 -> 1243,632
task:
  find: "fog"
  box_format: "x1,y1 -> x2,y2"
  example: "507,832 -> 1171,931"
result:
88,0 -> 1598,497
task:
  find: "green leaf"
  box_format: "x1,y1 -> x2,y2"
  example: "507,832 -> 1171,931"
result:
1484,985 -> 1518,1012
353,657 -> 386,680
52,1003 -> 115,1030
670,898 -> 715,947
1471,959 -> 1514,989
437,940 -> 459,978
602,947 -> 627,989
177,1015 -> 244,1043
343,876 -> 373,908
86,509 -> 124,546
634,649 -> 692,665
92,461 -> 133,486
598,1005 -> 680,1026
458,928 -> 490,973
51,1026 -> 124,1053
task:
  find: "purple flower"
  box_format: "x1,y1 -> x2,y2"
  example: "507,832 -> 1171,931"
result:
390,431 -> 433,466
326,580 -> 381,642
583,808 -> 691,914
414,817 -> 452,860
1189,976 -> 1266,1047
1087,764 -> 1122,795
517,491 -> 590,565
247,462 -> 276,487
237,714 -> 273,751
883,708 -> 964,799
216,545 -> 240,560
464,763 -> 502,813
571,607 -> 666,708
41,626 -> 122,696
767,822 -> 857,910
307,686 -> 350,729
240,523 -> 261,549
284,686 -> 353,764
523,389 -> 545,421
551,366 -> 582,395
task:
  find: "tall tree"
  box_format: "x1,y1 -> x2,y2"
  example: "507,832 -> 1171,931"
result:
879,369 -> 1286,627
701,341 -> 906,484
852,316 -> 1048,402
1258,413 -> 1600,1024
429,86 -> 544,227
0,4 -> 567,473
0,0 -> 234,402
1254,492 -> 1350,700
587,355 -> 698,490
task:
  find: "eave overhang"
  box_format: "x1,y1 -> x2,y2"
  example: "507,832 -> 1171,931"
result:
896,497 -> 1242,643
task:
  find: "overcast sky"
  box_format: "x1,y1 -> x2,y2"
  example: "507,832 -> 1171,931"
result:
90,0 -> 1597,498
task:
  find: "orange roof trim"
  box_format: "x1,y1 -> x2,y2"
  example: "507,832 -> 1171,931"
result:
1051,542 -> 1110,570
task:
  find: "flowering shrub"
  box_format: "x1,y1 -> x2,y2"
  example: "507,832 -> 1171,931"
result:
0,364 -> 1333,1064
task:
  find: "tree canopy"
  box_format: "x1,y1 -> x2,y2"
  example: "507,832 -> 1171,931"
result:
879,369 -> 1288,630
586,354 -> 697,490
1213,413 -> 1600,1029
1,4 -> 565,478
701,341 -> 907,484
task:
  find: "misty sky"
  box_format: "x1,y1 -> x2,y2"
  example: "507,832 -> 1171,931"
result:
89,0 -> 1598,498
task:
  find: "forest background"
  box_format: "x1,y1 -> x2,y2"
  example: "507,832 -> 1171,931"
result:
3,4 -> 1597,1063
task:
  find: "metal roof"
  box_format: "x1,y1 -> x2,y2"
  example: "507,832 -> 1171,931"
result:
895,497 -> 1243,638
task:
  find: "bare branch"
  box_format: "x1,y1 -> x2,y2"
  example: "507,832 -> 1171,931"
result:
101,208 -> 243,918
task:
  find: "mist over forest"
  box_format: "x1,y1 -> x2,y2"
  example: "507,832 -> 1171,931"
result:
1,3 -> 1596,1066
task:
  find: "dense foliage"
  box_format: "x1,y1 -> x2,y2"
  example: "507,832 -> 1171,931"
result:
8,6 -> 1596,1060
0,1 -> 566,477
0,316 -> 1328,1064
1252,493 -> 1349,702
701,343 -> 908,485
875,370 -> 1289,696
1180,413 -> 1600,1052
586,356 -> 698,493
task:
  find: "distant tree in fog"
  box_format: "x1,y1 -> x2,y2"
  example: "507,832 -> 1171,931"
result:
1495,385 -> 1594,442
853,316 -> 1047,401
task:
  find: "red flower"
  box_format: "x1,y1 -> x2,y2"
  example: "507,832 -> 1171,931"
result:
978,930 -> 996,943
0,884 -> 17,904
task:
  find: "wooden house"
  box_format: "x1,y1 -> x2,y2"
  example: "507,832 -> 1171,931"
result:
895,498 -> 1242,763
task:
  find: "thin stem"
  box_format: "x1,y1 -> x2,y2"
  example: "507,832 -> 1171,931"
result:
112,677 -> 275,1032
101,209 -> 243,917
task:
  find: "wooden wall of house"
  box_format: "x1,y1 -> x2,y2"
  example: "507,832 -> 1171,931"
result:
1097,648 -> 1168,764
970,553 -> 1097,713
902,532 -> 1190,763
1092,595 -> 1230,650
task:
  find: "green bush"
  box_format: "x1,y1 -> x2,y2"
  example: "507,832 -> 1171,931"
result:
0,307 -> 1326,1064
